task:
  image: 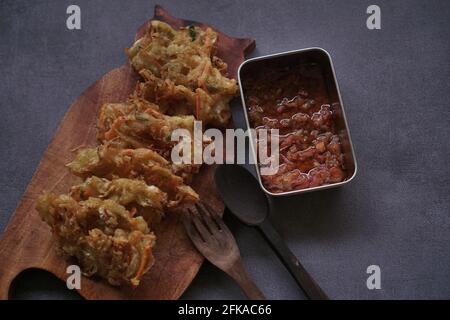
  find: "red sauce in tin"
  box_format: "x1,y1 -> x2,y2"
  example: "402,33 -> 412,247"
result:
243,64 -> 347,193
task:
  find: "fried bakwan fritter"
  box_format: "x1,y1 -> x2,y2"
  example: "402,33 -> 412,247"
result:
38,18 -> 236,289
126,20 -> 238,127
135,70 -> 233,128
36,193 -> 156,287
98,98 -> 195,156
70,176 -> 168,226
66,144 -> 199,208
97,98 -> 160,141
97,98 -> 204,180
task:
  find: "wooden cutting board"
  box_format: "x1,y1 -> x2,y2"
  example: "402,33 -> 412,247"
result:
0,5 -> 255,300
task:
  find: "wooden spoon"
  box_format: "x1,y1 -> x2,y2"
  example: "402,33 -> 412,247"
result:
214,164 -> 329,300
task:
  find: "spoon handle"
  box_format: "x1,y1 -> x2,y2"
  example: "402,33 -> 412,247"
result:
258,219 -> 329,300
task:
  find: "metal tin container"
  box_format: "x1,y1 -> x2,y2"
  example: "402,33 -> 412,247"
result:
237,47 -> 357,196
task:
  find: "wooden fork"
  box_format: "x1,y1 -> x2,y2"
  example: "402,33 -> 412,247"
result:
182,203 -> 266,300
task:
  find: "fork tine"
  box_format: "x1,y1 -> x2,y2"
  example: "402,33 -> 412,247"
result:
200,202 -> 228,231
189,207 -> 211,241
196,203 -> 219,234
181,211 -> 204,243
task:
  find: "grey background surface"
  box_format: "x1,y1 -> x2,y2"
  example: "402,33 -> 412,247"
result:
0,0 -> 449,300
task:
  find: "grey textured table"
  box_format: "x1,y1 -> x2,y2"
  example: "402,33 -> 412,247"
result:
1,0 -> 449,300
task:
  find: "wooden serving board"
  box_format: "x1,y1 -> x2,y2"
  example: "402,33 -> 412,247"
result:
0,5 -> 255,300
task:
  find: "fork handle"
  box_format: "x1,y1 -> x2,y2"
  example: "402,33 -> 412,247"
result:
227,259 -> 266,300
258,219 -> 329,300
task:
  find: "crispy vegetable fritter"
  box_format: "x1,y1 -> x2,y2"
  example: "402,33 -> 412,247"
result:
67,144 -> 199,208
97,98 -> 160,141
37,18 -> 236,288
127,20 -> 238,127
97,98 -> 204,181
70,176 -> 168,226
37,193 -> 156,287
135,70 -> 233,129
98,98 -> 195,154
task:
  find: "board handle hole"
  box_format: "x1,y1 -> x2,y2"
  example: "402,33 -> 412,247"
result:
9,268 -> 83,300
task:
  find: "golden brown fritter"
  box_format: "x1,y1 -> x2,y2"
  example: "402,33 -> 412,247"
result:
70,176 -> 168,226
97,98 -> 204,181
126,20 -> 238,127
36,193 -> 156,287
97,98 -> 160,142
98,98 -> 195,155
37,19 -> 238,289
66,144 -> 199,208
134,70 -> 234,128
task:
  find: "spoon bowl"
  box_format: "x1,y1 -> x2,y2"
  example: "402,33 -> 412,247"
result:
214,164 -> 268,226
